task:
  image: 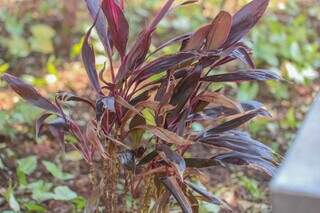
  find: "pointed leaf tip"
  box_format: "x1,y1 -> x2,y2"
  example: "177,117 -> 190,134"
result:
102,0 -> 129,59
223,0 -> 270,48
2,73 -> 59,113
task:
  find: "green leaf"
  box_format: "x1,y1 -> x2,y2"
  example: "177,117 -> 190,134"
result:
142,108 -> 156,126
237,82 -> 259,101
3,183 -> 20,212
17,168 -> 28,186
64,151 -> 83,161
29,24 -> 56,54
0,63 -> 9,74
28,180 -> 54,202
7,36 -> 30,57
17,156 -> 37,175
53,186 -> 77,201
72,196 -> 86,211
42,160 -> 74,180
0,157 -> 4,169
238,175 -> 263,200
24,203 -> 46,213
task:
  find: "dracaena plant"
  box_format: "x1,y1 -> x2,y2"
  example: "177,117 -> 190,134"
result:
2,0 -> 280,212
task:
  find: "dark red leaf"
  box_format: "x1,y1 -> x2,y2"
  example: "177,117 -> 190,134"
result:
102,0 -> 129,59
115,0 -> 176,84
149,0 -> 175,30
223,0 -> 270,48
116,30 -> 153,84
2,73 -> 59,113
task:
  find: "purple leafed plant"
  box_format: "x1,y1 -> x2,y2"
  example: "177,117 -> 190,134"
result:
2,0 -> 280,212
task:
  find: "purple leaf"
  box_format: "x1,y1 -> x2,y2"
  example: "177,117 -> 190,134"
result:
116,30 -> 153,84
115,0 -> 176,84
214,151 -> 276,176
185,181 -> 222,205
160,176 -> 193,213
136,52 -> 195,82
36,113 -> 53,139
231,47 -> 255,68
201,69 -> 281,83
151,33 -> 192,56
84,0 -> 112,54
184,158 -> 220,168
223,0 -> 270,48
187,106 -> 239,122
170,64 -> 203,107
2,73 -> 59,113
82,24 -> 102,94
206,109 -> 263,133
199,130 -> 273,161
157,144 -> 186,180
149,0 -> 175,30
56,92 -> 95,108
